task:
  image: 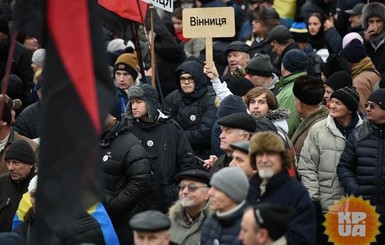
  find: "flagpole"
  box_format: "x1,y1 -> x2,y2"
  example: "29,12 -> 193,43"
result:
135,0 -> 165,105
0,31 -> 18,119
149,3 -> 156,89
130,22 -> 146,83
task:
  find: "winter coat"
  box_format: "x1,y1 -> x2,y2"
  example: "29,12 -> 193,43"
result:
298,114 -> 363,212
169,202 -> 211,245
276,71 -> 307,138
130,111 -> 195,213
100,117 -> 151,226
337,119 -> 385,215
153,16 -> 186,97
352,69 -> 381,113
13,202 -> 119,245
116,88 -> 129,118
201,202 -> 247,245
365,35 -> 385,79
13,101 -> 41,139
254,171 -> 316,245
184,38 -> 205,58
299,0 -> 332,21
0,172 -> 34,232
291,106 -> 329,162
164,60 -> 217,159
13,193 -> 119,245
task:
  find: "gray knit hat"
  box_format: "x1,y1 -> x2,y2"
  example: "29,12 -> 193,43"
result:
31,48 -> 46,68
245,53 -> 273,77
210,167 -> 249,203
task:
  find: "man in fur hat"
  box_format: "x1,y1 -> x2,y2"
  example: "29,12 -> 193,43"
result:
362,2 -> 385,80
249,131 -> 316,244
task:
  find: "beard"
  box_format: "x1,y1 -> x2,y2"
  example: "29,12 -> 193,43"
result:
258,168 -> 274,179
180,197 -> 196,208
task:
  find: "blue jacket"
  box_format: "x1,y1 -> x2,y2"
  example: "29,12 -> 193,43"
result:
254,171 -> 316,245
337,119 -> 385,215
201,202 -> 247,245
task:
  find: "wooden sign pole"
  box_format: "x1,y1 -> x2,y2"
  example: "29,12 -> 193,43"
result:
150,3 -> 156,89
205,37 -> 213,70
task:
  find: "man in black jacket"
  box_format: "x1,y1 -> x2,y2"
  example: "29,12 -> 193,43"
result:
338,89 -> 385,244
126,84 -> 195,213
0,139 -> 36,232
164,59 -> 217,160
100,108 -> 151,244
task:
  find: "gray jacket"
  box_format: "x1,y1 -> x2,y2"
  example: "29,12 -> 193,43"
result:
298,114 -> 362,212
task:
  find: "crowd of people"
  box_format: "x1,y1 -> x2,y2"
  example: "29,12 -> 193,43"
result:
1,0 -> 385,244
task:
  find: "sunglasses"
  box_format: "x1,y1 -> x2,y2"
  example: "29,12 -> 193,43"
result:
179,183 -> 207,192
365,102 -> 380,110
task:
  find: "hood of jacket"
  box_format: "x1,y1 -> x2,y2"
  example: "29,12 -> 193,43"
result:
100,116 -> 132,147
175,59 -> 209,102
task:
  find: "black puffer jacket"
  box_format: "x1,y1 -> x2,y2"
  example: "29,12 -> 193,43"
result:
164,60 -> 217,159
129,112 -> 195,213
338,119 -> 385,215
100,117 -> 151,224
13,100 -> 42,139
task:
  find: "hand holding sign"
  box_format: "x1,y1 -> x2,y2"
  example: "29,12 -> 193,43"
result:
182,7 -> 235,70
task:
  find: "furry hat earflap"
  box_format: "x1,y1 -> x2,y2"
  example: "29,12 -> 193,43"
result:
127,84 -> 160,122
361,2 -> 385,30
249,132 -> 293,170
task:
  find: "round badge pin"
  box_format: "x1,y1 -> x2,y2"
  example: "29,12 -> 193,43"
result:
147,140 -> 154,147
190,115 -> 196,121
102,155 -> 109,162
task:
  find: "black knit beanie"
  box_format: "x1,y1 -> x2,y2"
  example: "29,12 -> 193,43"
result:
330,86 -> 359,113
325,71 -> 352,91
5,140 -> 36,164
341,39 -> 367,63
368,89 -> 385,110
282,49 -> 308,73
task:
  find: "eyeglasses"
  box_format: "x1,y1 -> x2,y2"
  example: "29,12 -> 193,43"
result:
365,102 -> 380,110
179,183 -> 207,192
180,76 -> 194,83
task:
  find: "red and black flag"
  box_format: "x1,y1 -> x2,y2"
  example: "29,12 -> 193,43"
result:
98,0 -> 148,40
14,0 -> 115,242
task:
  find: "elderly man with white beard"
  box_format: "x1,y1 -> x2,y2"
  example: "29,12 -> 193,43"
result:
249,131 -> 316,245
168,169 -> 211,245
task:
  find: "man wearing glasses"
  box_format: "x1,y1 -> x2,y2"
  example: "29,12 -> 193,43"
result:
164,59 -> 217,161
338,89 -> 385,244
169,169 -> 211,245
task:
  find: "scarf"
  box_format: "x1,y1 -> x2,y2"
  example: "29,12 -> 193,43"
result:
351,57 -> 376,78
371,30 -> 385,49
176,31 -> 189,43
